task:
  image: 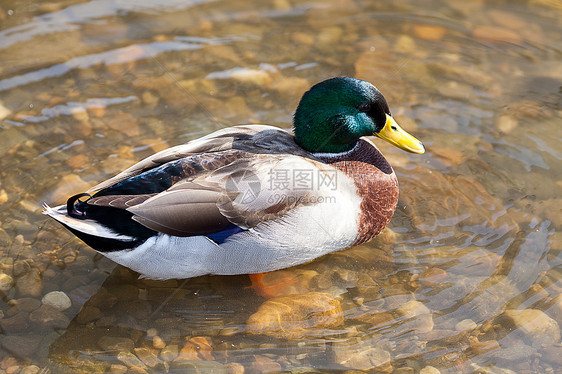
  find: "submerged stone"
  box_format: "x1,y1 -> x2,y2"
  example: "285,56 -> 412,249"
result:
0,335 -> 41,358
41,291 -> 72,311
246,292 -> 343,340
396,300 -> 434,334
97,336 -> 135,352
500,309 -> 560,348
331,340 -> 391,371
28,304 -> 70,330
15,269 -> 43,298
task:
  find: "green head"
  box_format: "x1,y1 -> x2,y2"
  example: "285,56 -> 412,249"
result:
294,77 -> 424,154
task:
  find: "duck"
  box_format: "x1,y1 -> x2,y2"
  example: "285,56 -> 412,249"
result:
44,77 -> 424,280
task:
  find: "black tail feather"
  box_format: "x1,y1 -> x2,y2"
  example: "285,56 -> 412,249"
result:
67,193 -> 92,218
65,192 -> 157,242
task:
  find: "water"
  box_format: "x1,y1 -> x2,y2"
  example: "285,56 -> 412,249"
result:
0,0 -> 561,372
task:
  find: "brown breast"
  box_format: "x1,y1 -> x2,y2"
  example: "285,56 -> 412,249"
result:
317,139 -> 399,246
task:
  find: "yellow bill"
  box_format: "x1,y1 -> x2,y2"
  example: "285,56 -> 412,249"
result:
375,114 -> 425,154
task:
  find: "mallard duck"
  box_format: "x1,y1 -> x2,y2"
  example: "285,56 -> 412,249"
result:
44,77 -> 424,280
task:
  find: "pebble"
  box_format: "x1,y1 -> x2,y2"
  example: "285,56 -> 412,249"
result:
488,10 -> 526,30
331,341 -> 391,371
128,366 -> 149,374
15,269 -> 43,297
246,292 -> 343,339
419,267 -> 448,286
0,228 -> 10,245
413,25 -> 446,41
41,291 -> 72,311
188,336 -> 214,360
49,174 -> 91,204
133,347 -> 163,368
317,27 -> 343,49
28,304 -> 70,330
394,368 -> 415,374
0,273 -> 14,292
496,115 -> 519,133
0,335 -> 41,358
117,351 -> 147,369
250,355 -> 281,373
468,364 -> 517,374
0,189 -> 7,204
141,91 -> 159,106
469,337 -> 500,355
0,101 -> 11,120
540,345 -> 562,367
152,335 -> 166,349
395,34 -> 416,54
109,364 -> 128,374
66,154 -> 88,169
206,67 -> 272,87
273,0 -> 291,10
19,365 -> 40,374
354,309 -> 394,328
106,112 -> 141,138
420,366 -> 441,374
226,362 -> 245,374
11,298 -> 41,312
455,319 -> 477,331
546,295 -> 562,326
250,269 -> 318,297
0,312 -> 29,333
291,32 -> 315,46
70,108 -> 89,122
501,309 -> 560,347
6,366 -> 20,374
473,25 -> 522,43
396,300 -> 434,334
87,105 -> 106,118
97,336 -> 135,351
76,306 -> 103,324
1,357 -> 17,370
174,341 -> 200,361
160,344 -> 179,362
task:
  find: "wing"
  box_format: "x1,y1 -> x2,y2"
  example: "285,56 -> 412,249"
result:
87,155 -> 344,238
79,124 -> 340,239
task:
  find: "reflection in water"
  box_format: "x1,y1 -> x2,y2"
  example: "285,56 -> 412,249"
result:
0,0 -> 561,372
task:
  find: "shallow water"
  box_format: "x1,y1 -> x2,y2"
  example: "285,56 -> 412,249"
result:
0,0 -> 561,372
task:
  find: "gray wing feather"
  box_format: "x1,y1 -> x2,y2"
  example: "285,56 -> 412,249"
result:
88,194 -> 155,209
127,189 -> 230,236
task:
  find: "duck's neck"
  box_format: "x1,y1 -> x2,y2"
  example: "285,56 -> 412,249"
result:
313,139 -> 393,175
311,141 -> 361,160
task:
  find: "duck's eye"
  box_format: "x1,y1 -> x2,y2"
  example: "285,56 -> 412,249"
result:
358,103 -> 371,112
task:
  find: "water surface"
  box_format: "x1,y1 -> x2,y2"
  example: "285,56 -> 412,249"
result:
0,0 -> 561,372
